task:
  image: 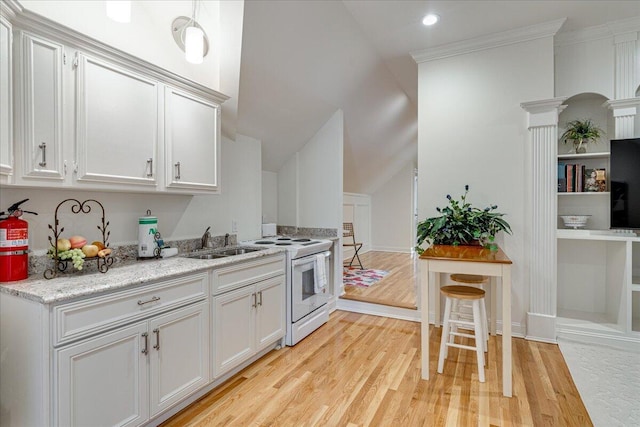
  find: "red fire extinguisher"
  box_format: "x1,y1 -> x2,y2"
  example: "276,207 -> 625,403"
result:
0,199 -> 38,282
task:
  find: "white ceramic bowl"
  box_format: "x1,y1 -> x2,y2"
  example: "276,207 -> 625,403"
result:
560,215 -> 591,229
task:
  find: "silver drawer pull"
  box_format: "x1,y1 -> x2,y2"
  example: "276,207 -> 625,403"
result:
141,332 -> 149,355
175,161 -> 181,180
39,142 -> 47,167
146,158 -> 153,177
137,296 -> 160,306
153,328 -> 160,350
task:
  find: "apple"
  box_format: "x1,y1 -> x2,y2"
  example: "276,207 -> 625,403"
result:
56,238 -> 71,252
81,244 -> 99,258
69,235 -> 87,249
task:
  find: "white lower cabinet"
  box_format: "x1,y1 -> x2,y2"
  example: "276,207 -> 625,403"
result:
56,322 -> 149,427
214,274 -> 285,377
55,301 -> 209,426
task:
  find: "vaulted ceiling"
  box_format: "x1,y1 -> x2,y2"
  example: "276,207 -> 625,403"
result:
236,0 -> 640,194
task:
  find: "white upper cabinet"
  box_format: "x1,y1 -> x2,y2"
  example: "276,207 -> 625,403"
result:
15,31 -> 65,182
0,17 -> 12,181
75,53 -> 158,188
164,86 -> 221,193
3,9 -> 227,193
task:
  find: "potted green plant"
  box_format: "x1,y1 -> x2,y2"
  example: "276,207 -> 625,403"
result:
559,118 -> 604,154
415,185 -> 511,254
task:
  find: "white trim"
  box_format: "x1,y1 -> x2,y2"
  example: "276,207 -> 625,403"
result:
336,299 -> 420,322
526,312 -> 557,343
412,18 -> 565,63
370,246 -> 412,253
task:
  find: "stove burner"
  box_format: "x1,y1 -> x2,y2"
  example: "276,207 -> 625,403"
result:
276,242 -> 292,246
277,237 -> 292,241
292,238 -> 311,242
255,241 -> 275,244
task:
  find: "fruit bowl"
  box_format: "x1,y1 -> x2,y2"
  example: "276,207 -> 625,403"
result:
560,215 -> 591,229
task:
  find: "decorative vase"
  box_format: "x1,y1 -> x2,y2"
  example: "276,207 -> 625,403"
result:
573,140 -> 587,154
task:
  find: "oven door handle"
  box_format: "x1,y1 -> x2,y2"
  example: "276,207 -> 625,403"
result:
291,251 -> 331,267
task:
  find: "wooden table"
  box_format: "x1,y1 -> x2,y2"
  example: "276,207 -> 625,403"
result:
419,244 -> 513,397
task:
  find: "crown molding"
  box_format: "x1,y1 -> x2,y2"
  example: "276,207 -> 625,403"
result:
0,0 -> 22,19
411,18 -> 566,64
555,16 -> 640,47
604,97 -> 640,110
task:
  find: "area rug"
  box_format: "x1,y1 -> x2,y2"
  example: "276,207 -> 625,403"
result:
343,267 -> 389,288
558,338 -> 640,426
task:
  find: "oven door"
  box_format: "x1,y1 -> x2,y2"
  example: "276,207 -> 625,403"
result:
291,251 -> 331,323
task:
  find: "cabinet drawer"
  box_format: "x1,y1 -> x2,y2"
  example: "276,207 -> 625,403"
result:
211,254 -> 285,295
53,272 -> 208,346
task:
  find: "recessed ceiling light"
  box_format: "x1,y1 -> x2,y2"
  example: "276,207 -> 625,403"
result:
422,14 -> 439,26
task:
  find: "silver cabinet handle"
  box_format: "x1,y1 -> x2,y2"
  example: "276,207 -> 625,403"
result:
258,291 -> 263,306
137,296 -> 160,306
153,328 -> 160,350
147,158 -> 153,177
38,142 -> 47,167
252,292 -> 257,308
142,332 -> 149,355
175,161 -> 181,180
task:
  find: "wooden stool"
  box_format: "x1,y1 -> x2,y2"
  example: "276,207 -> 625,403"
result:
437,285 -> 488,383
450,274 -> 489,344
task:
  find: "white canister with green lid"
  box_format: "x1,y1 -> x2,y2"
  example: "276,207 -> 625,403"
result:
138,210 -> 158,258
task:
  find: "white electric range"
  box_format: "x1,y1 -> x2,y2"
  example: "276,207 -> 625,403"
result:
243,236 -> 333,345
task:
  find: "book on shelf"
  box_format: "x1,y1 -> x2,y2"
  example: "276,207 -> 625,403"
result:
560,163 -> 589,192
558,162 -> 566,192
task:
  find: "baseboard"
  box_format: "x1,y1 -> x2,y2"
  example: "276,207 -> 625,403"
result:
556,328 -> 640,351
370,246 -> 412,253
336,299 -> 420,322
526,312 -> 557,343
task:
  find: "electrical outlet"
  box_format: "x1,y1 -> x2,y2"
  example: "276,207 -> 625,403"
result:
231,220 -> 238,233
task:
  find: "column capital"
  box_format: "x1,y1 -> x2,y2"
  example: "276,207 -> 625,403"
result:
521,97 -> 568,128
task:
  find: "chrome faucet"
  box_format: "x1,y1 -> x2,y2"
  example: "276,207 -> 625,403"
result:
201,226 -> 213,249
224,233 -> 230,247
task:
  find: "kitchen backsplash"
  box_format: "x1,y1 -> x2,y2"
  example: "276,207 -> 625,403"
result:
277,226 -> 338,238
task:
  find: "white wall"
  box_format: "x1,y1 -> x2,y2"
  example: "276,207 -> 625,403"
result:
555,33 -> 615,99
371,161 -> 414,253
298,110 -> 344,229
277,155 -> 297,227
19,0 -> 224,90
0,134 -> 263,251
277,110 -> 344,230
343,192 -> 371,256
417,36 -> 556,333
261,171 -> 277,223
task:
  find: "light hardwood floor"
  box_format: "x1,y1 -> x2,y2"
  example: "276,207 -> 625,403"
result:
163,250 -> 591,426
163,319 -> 591,426
341,251 -> 417,310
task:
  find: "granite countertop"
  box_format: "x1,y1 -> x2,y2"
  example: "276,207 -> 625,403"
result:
0,247 -> 284,305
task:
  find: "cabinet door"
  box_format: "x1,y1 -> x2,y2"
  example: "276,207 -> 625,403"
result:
75,53 -> 158,188
56,322 -> 149,427
149,301 -> 209,417
0,17 -> 12,180
213,285 -> 255,377
255,275 -> 286,352
164,86 -> 220,192
16,31 -> 64,181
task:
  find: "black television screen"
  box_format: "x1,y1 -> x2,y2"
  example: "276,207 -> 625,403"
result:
610,138 -> 640,229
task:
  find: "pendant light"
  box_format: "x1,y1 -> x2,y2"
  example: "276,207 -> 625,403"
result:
106,0 -> 131,23
172,0 -> 209,65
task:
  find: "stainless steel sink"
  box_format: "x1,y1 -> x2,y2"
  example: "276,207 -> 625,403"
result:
187,253 -> 228,259
216,247 -> 261,256
184,246 -> 264,259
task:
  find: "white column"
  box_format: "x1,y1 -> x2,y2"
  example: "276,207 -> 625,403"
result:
520,98 -> 567,343
613,32 -> 638,100
605,99 -> 639,139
